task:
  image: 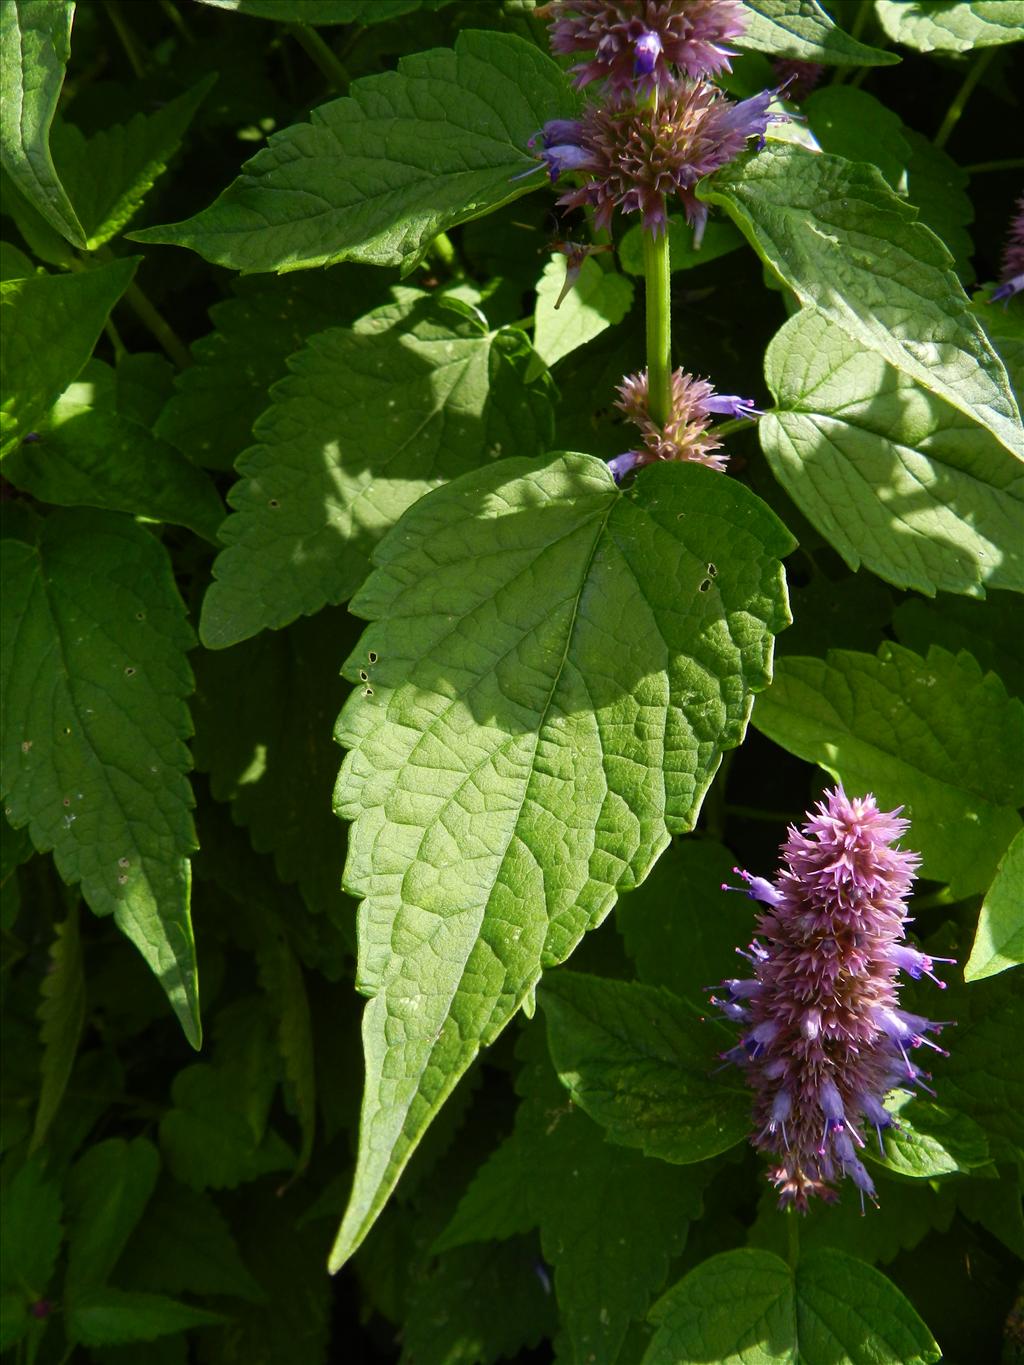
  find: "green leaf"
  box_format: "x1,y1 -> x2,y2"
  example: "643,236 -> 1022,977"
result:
965,828 -> 1024,980
154,268 -> 383,471
0,0 -> 85,247
752,643 -> 1024,896
439,1031 -> 707,1365
761,306 -> 1024,595
0,240 -> 34,280
804,86 -> 910,186
616,839 -> 754,1001
65,1138 -> 160,1294
192,609 -> 354,918
619,217 -> 744,277
30,903 -> 85,1152
0,257 -> 137,457
874,0 -> 1024,52
66,1287 -> 224,1347
702,145 -> 1023,458
2,374 -> 224,541
891,592 -> 1023,695
956,1167 -> 1024,1259
132,30 -> 576,273
902,128 -> 974,281
645,1248 -> 939,1365
115,1177 -> 264,1303
530,253 -> 634,374
0,1155 -> 62,1295
198,294 -> 553,648
737,0 -> 900,64
48,77 -> 214,249
870,1092 -> 992,1178
329,454 -> 792,1269
255,911 -> 317,1174
401,1236 -> 557,1365
973,288 -> 1023,397
0,509 -> 201,1044
115,352 -> 175,429
939,976 -> 1023,1165
540,972 -> 750,1165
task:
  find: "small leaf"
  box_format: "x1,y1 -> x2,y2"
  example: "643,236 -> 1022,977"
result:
66,1287 -> 224,1348
973,286 -> 1023,396
0,257 -> 137,457
198,294 -> 553,648
65,1138 -> 160,1294
48,77 -> 214,249
530,253 -> 634,374
2,375 -> 224,541
703,145 -> 1023,458
329,455 -> 793,1269
645,1247 -> 939,1365
870,1092 -> 992,1178
0,0 -> 85,246
965,828 -> 1024,980
540,971 -> 750,1165
737,0 -> 900,64
132,30 -> 576,273
753,643 -> 1024,896
30,902 -> 85,1152
761,306 -> 1024,596
902,128 -> 974,281
874,0 -> 1024,52
0,1155 -> 63,1295
0,509 -> 201,1043
892,592 -> 1023,696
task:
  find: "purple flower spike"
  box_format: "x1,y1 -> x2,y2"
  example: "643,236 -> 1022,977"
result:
548,80 -> 782,236
548,0 -> 748,94
715,784 -> 953,1212
706,394 -> 763,421
615,368 -> 735,473
991,194 -> 1024,303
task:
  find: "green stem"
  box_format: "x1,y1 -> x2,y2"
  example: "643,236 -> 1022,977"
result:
786,1207 -> 800,1270
158,0 -> 194,43
287,22 -> 350,92
123,281 -> 193,370
831,3 -> 871,82
643,224 -> 672,426
711,416 -> 756,439
934,48 -> 995,150
102,0 -> 147,78
429,231 -> 466,280
964,157 -> 1024,175
103,316 -> 127,363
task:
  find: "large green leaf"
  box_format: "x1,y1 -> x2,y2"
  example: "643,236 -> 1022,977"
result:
875,0 -> 1024,51
752,643 -> 1024,896
199,294 -> 553,648
0,509 -> 201,1044
761,306 -> 1024,595
437,1030 -> 708,1365
645,1248 -> 939,1365
2,373 -> 224,541
0,258 -> 137,457
0,0 -> 85,247
702,146 -> 1023,458
964,829 -> 1024,981
738,0 -> 900,63
328,454 -> 793,1269
892,591 -> 1023,694
540,971 -> 750,1165
132,30 -> 576,273
155,268 -> 383,471
48,77 -> 214,249
30,904 -> 85,1152
66,1287 -> 224,1348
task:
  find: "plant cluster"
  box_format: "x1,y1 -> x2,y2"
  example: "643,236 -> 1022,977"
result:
1,2 -> 1022,1363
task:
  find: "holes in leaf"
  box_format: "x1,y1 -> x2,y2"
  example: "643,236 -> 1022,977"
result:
707,562 -> 717,577
698,578 -> 711,593
268,498 -> 280,509
368,651 -> 378,664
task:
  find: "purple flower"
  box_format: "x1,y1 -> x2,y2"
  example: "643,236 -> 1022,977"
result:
991,194 -> 1024,303
612,367 -> 756,475
550,238 -> 613,308
544,80 -> 782,237
771,58 -> 824,102
714,785 -> 952,1211
548,0 -> 748,94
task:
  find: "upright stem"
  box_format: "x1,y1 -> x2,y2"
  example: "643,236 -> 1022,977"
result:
934,48 -> 995,150
287,23 -> 350,92
643,226 -> 672,427
640,89 -> 672,427
429,231 -> 466,280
